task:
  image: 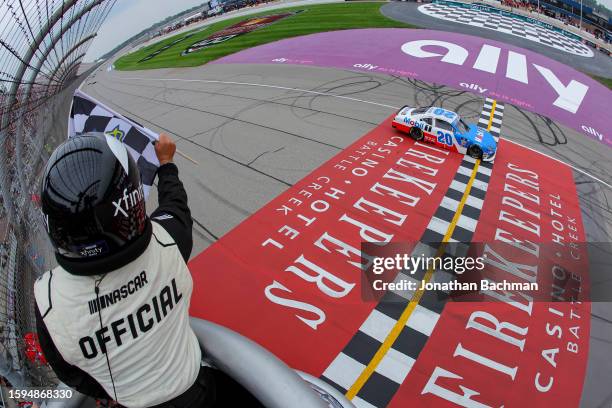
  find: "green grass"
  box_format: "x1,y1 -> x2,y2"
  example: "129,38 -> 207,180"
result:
114,2 -> 415,71
589,75 -> 612,89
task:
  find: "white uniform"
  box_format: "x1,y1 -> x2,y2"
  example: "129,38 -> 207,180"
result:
34,222 -> 201,408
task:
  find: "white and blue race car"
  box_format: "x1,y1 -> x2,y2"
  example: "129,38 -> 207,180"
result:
392,106 -> 497,161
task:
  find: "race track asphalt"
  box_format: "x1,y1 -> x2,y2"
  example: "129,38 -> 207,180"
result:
82,63 -> 612,249
81,59 -> 612,407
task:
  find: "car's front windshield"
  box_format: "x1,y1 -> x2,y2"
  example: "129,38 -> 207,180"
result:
457,118 -> 470,133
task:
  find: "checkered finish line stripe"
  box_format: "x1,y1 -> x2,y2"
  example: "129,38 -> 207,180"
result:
418,3 -> 593,57
478,97 -> 504,143
321,100 -> 504,408
69,89 -> 161,198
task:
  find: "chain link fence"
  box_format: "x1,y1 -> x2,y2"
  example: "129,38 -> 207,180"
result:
0,0 -> 116,393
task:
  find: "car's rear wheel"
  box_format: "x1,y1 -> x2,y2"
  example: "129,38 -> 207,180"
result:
468,145 -> 483,159
409,127 -> 424,141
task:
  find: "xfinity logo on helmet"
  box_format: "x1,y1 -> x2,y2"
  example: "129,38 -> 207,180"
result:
400,40 -> 589,114
81,246 -> 103,257
78,242 -> 107,257
113,187 -> 144,217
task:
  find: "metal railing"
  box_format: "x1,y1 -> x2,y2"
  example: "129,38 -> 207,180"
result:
0,0 -> 116,397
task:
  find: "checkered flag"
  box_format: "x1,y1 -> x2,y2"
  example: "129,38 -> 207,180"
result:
68,89 -> 159,199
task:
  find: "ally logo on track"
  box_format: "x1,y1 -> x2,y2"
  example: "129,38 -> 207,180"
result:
401,40 -> 588,114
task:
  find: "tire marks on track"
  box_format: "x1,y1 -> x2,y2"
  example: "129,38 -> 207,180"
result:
88,85 -> 296,243
97,82 -> 344,151
90,84 -> 295,185
88,70 -> 612,251
111,78 -> 383,127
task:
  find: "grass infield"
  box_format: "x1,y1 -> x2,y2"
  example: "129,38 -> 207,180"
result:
589,74 -> 612,89
114,2 -> 415,71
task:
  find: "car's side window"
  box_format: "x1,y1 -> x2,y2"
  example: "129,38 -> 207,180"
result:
423,117 -> 432,125
435,119 -> 453,132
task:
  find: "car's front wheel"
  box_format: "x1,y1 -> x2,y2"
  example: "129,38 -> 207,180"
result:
468,145 -> 483,159
409,127 -> 424,141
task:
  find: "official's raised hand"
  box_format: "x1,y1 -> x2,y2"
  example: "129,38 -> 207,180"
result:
155,133 -> 176,166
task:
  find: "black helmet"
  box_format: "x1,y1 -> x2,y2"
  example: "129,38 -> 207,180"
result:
41,132 -> 147,260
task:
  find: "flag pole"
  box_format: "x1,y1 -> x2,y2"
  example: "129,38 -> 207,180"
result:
175,149 -> 199,165
152,140 -> 199,165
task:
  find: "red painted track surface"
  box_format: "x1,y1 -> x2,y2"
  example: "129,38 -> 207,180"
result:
189,116 -> 463,372
189,119 -> 590,405
390,140 -> 590,407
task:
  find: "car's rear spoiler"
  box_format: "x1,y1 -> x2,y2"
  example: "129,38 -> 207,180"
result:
397,105 -> 411,113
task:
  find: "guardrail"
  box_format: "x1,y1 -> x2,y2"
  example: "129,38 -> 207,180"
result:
35,318 -> 355,407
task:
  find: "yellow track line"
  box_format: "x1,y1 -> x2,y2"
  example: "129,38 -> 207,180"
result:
345,161 -> 481,399
486,100 -> 497,131
345,100 -> 497,400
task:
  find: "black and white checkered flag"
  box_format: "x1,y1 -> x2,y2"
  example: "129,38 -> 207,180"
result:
68,89 -> 159,198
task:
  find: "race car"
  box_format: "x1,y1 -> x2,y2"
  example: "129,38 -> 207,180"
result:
391,106 -> 497,161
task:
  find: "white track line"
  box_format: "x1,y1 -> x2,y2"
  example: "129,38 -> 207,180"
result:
119,76 -> 399,109
114,76 -> 611,190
